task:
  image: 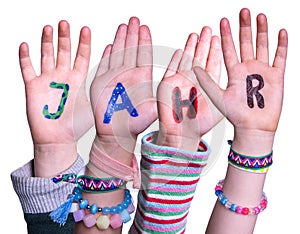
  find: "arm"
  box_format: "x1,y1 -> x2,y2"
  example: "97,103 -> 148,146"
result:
12,20 -> 93,232
130,26 -> 223,233
194,8 -> 288,233
19,20 -> 93,177
74,16 -> 157,234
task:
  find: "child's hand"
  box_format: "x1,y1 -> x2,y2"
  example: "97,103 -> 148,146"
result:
156,27 -> 223,151
19,21 -> 94,176
90,17 -> 157,153
194,8 -> 288,153
78,20 -> 157,233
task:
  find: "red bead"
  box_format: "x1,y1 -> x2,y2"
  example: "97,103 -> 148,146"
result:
242,207 -> 249,215
215,186 -> 222,191
261,201 -> 267,209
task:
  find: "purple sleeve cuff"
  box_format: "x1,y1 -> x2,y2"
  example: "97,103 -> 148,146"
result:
11,155 -> 85,214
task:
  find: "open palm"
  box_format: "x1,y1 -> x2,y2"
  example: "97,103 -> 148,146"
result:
195,9 -> 288,134
90,17 -> 157,140
157,27 -> 223,147
19,21 -> 93,145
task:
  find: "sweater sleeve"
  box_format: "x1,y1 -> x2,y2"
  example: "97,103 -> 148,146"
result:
11,155 -> 85,214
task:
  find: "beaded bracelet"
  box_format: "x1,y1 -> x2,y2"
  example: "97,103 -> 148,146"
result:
215,179 -> 268,215
72,188 -> 135,229
49,187 -> 135,228
227,140 -> 273,173
52,173 -> 126,193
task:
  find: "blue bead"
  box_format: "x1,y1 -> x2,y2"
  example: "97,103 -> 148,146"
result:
90,204 -> 98,214
215,190 -> 222,196
73,187 -> 81,194
79,200 -> 88,209
122,202 -> 129,209
73,193 -> 82,201
126,199 -> 131,204
117,204 -> 123,212
111,206 -> 118,214
230,204 -> 238,212
102,207 -> 111,215
220,197 -> 228,205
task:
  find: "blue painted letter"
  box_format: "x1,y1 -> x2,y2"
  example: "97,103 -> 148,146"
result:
103,83 -> 138,124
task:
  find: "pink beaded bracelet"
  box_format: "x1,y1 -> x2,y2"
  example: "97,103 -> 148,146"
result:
215,179 -> 268,215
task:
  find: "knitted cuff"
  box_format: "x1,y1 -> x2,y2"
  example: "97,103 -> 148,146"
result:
129,131 -> 210,234
11,155 -> 85,214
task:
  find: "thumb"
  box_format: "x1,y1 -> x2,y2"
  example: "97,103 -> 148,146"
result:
193,66 -> 226,115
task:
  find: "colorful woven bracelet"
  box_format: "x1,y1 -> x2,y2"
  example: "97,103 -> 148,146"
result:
227,140 -> 273,173
52,173 -> 126,193
215,179 -> 268,215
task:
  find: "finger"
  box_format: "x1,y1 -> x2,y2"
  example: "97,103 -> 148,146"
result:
220,18 -> 239,71
239,8 -> 254,62
205,36 -> 222,83
56,20 -> 71,70
73,26 -> 91,75
178,33 -> 198,72
193,66 -> 226,114
193,26 -> 212,68
272,29 -> 288,71
124,17 -> 140,66
256,13 -> 269,63
137,25 -> 153,69
41,25 -> 55,73
110,24 -> 127,68
19,42 -> 37,83
96,44 -> 112,77
164,49 -> 183,78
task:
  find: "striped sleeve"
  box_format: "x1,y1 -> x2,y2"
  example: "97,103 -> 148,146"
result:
129,131 -> 210,234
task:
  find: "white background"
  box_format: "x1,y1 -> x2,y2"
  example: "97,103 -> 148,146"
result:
1,0 -> 298,233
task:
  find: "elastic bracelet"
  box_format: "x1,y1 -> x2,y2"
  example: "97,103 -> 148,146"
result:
142,131 -> 210,166
72,188 -> 135,229
52,173 -> 126,193
49,187 -> 135,228
215,179 -> 268,215
227,140 -> 273,173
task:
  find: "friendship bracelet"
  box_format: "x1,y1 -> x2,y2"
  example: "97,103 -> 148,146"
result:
215,179 -> 267,215
72,188 -> 135,229
52,173 -> 126,193
227,140 -> 273,173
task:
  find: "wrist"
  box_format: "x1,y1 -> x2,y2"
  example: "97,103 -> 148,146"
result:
34,142 -> 77,177
232,128 -> 275,155
222,165 -> 267,206
156,131 -> 200,151
87,135 -> 137,179
93,134 -> 136,166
